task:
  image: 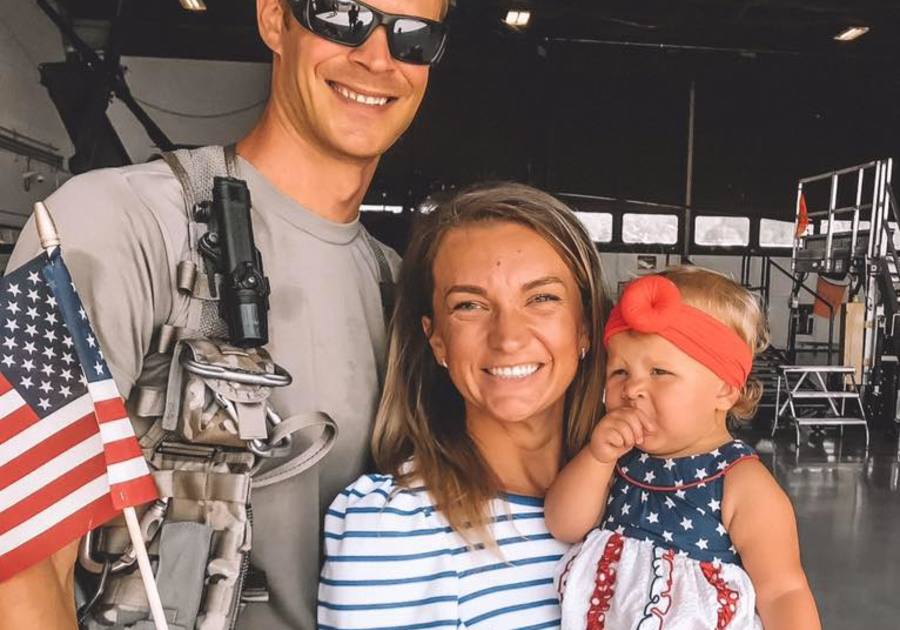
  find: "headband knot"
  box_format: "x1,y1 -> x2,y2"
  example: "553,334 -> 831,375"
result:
619,276 -> 682,333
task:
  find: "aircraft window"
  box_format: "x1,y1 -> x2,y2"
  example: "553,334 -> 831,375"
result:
360,204 -> 403,213
574,212 -> 612,243
817,220 -> 870,234
694,216 -> 749,247
622,213 -> 678,244
759,219 -> 795,247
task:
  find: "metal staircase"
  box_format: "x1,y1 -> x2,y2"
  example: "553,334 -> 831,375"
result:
772,365 -> 869,448
792,158 -> 896,393
765,159 -> 900,444
751,345 -> 789,411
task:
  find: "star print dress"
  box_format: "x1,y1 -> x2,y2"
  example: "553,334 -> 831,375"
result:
555,440 -> 764,630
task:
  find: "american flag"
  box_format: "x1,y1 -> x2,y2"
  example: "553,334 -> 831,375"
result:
0,249 -> 158,581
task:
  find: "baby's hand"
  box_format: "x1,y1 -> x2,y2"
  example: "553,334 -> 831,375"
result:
589,407 -> 656,465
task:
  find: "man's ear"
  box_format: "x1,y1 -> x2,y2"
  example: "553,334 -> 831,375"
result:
257,0 -> 287,56
422,316 -> 446,365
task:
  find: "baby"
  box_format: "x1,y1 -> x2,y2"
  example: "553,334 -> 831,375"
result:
545,266 -> 820,629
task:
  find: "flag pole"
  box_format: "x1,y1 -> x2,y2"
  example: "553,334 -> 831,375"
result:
123,508 -> 170,630
33,202 -> 170,630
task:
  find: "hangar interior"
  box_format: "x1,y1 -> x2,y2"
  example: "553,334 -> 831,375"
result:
2,1 -> 899,627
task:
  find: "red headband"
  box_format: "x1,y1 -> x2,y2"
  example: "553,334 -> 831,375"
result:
603,275 -> 753,388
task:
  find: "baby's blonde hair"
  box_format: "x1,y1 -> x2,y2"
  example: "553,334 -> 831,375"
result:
658,265 -> 769,421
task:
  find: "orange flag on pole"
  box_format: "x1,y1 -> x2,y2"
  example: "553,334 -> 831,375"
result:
795,192 -> 809,237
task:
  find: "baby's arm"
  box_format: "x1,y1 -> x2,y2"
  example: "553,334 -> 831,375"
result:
545,407 -> 654,543
545,448 -> 616,543
723,459 -> 821,630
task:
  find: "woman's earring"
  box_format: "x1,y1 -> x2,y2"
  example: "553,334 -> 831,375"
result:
439,359 -> 448,368
579,347 -> 587,360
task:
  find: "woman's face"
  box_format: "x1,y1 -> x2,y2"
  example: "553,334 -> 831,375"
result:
424,220 -> 588,428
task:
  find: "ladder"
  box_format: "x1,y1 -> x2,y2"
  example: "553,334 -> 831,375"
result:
877,186 -> 900,353
772,365 -> 869,448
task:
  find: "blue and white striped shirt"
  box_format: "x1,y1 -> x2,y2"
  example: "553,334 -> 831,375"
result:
318,473 -> 570,629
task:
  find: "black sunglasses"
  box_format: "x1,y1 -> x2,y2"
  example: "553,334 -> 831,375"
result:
290,0 -> 448,66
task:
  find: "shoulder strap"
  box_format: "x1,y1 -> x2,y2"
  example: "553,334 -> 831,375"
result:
158,145 -> 237,348
362,230 -> 396,325
251,411 -> 337,488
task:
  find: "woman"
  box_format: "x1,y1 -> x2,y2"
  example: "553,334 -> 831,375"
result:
318,183 -> 609,629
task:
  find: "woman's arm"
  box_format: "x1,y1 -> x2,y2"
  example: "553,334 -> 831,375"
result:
0,540 -> 79,630
723,459 -> 821,630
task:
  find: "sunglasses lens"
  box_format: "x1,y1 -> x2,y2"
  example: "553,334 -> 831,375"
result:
389,19 -> 447,64
308,0 -> 375,46
299,0 -> 447,65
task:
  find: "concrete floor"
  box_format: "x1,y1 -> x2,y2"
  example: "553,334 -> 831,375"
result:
739,422 -> 900,629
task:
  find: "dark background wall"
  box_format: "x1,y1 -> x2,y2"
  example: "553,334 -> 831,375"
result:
377,37 -> 900,221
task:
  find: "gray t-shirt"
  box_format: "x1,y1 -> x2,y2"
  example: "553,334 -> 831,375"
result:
7,155 -> 400,630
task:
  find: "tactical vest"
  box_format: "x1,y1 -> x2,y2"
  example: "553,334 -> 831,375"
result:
75,146 -> 395,629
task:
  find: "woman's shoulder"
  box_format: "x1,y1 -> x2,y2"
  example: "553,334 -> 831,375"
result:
324,473 -> 445,536
319,474 -> 460,628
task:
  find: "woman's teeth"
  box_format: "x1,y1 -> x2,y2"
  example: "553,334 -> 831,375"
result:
333,83 -> 389,106
488,364 -> 540,379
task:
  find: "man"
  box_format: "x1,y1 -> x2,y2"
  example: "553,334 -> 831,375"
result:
0,0 -> 449,627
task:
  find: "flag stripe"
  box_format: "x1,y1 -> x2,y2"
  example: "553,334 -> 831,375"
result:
94,398 -> 129,426
0,373 -> 12,396
98,418 -> 138,444
0,475 -> 113,555
0,432 -> 103,512
0,395 -> 93,467
109,475 -> 159,509
0,494 -> 119,582
0,387 -> 26,427
0,413 -> 97,486
0,400 -> 37,444
87,379 -> 120,401
108,456 -> 154,485
0,453 -> 107,535
103,437 -> 144,465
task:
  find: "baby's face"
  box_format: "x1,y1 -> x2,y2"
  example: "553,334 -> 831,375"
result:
605,331 -> 734,458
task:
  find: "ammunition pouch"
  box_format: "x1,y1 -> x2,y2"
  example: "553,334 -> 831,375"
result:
79,335 -> 337,628
81,463 -> 252,630
165,338 -> 292,453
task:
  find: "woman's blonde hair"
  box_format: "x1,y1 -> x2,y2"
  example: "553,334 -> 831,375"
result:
372,182 -> 609,542
659,265 -> 769,421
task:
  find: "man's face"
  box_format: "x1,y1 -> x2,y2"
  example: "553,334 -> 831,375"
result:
272,0 -> 444,162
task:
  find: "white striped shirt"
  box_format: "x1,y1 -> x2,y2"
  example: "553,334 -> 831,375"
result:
318,473 -> 570,629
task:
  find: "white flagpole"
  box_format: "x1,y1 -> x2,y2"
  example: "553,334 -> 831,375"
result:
33,202 -> 170,630
123,506 -> 170,630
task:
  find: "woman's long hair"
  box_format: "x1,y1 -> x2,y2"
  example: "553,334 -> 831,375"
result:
372,182 -> 609,542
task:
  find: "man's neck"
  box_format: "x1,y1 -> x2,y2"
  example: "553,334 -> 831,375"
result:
236,102 -> 379,224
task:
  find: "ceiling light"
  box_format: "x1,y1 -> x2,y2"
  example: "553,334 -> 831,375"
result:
834,26 -> 869,42
504,10 -> 531,28
179,0 -> 207,11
